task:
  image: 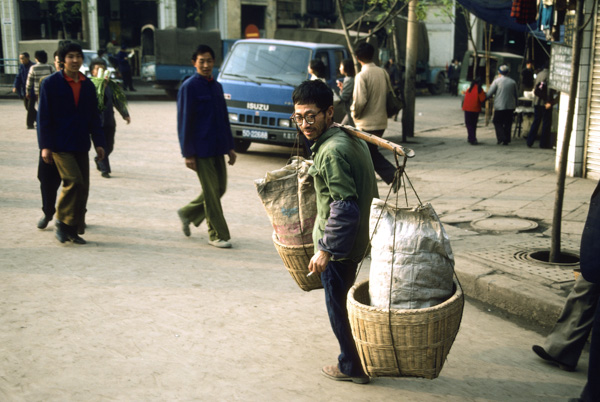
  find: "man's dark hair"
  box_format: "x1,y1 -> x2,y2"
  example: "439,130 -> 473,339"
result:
90,58 -> 107,73
292,79 -> 333,111
21,52 -> 30,59
309,59 -> 326,79
341,58 -> 355,77
53,50 -> 63,69
192,44 -> 215,61
355,42 -> 375,63
34,50 -> 48,64
97,49 -> 106,57
58,42 -> 83,63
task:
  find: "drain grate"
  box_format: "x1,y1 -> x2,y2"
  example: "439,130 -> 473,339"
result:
467,239 -> 579,284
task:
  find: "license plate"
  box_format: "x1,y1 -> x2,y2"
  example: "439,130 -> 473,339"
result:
242,129 -> 268,139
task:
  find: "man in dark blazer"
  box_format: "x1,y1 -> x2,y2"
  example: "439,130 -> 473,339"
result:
38,43 -> 105,245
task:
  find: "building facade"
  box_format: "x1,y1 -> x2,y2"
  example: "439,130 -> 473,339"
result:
1,0 -> 277,75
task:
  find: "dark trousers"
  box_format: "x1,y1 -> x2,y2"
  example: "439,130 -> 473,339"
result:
37,152 -> 62,219
321,259 -> 365,377
365,129 -> 397,184
121,69 -> 134,91
526,105 -> 553,148
52,152 -> 90,229
449,79 -> 459,96
492,109 -> 514,145
96,125 -> 115,173
25,96 -> 36,128
464,111 -> 479,143
544,275 -> 599,368
579,298 -> 600,402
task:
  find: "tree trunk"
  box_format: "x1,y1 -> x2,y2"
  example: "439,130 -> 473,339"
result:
550,0 -> 584,263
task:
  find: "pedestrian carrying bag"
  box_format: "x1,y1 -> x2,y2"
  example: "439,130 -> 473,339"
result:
386,75 -> 404,118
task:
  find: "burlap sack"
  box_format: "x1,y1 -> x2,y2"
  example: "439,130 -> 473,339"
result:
369,199 -> 454,309
254,157 -> 317,246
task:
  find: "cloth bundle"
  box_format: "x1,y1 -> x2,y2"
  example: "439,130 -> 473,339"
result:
369,199 -> 454,309
254,157 -> 317,246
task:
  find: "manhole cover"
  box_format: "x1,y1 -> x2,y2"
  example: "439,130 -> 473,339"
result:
471,217 -> 538,232
440,211 -> 491,224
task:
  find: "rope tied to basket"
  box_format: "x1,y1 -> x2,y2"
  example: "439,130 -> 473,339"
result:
350,138 -> 464,377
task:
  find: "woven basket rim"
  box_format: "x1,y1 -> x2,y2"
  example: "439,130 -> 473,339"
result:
272,231 -> 313,250
348,278 -> 463,315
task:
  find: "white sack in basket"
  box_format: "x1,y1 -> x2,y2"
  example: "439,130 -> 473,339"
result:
369,199 -> 454,309
254,157 -> 317,246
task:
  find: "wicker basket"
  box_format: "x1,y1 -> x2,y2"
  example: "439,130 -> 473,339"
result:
347,278 -> 464,379
272,232 -> 323,291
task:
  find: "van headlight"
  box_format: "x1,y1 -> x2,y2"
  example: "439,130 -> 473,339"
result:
229,113 -> 239,122
278,119 -> 291,128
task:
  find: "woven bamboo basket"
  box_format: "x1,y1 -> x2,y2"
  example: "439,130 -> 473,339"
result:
347,278 -> 464,379
272,232 -> 323,291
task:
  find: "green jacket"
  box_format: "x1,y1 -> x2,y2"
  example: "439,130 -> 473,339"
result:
308,126 -> 378,261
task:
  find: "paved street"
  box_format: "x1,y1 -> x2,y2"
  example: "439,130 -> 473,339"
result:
0,96 -> 592,401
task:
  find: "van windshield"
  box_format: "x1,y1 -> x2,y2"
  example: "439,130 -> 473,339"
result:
220,43 -> 311,86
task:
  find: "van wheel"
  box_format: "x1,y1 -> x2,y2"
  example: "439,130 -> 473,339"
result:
234,139 -> 251,153
428,73 -> 446,95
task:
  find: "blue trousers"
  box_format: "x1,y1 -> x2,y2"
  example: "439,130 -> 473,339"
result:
321,259 -> 365,377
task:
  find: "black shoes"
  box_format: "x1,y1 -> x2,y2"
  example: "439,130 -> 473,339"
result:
532,345 -> 575,371
55,221 -> 87,245
101,172 -> 110,178
37,215 -> 52,229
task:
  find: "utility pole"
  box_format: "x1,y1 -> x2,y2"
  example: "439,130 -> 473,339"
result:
402,0 -> 418,140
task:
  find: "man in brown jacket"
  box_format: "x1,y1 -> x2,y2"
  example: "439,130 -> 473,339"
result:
351,42 -> 397,188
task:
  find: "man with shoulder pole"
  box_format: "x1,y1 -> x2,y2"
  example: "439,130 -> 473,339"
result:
294,79 -> 378,384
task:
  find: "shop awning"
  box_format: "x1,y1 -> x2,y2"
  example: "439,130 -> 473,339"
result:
456,0 -> 537,32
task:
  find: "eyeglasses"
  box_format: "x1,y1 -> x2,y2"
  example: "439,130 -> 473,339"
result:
291,109 -> 323,125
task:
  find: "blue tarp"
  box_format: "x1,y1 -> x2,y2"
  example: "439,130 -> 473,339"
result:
456,0 -> 537,32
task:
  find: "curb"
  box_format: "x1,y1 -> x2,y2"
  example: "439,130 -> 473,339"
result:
454,253 -> 564,328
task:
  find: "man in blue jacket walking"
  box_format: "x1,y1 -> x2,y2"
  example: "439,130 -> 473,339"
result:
176,44 -> 236,248
37,43 -> 105,245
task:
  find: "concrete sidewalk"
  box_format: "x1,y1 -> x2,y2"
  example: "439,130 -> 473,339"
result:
380,117 -> 596,328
